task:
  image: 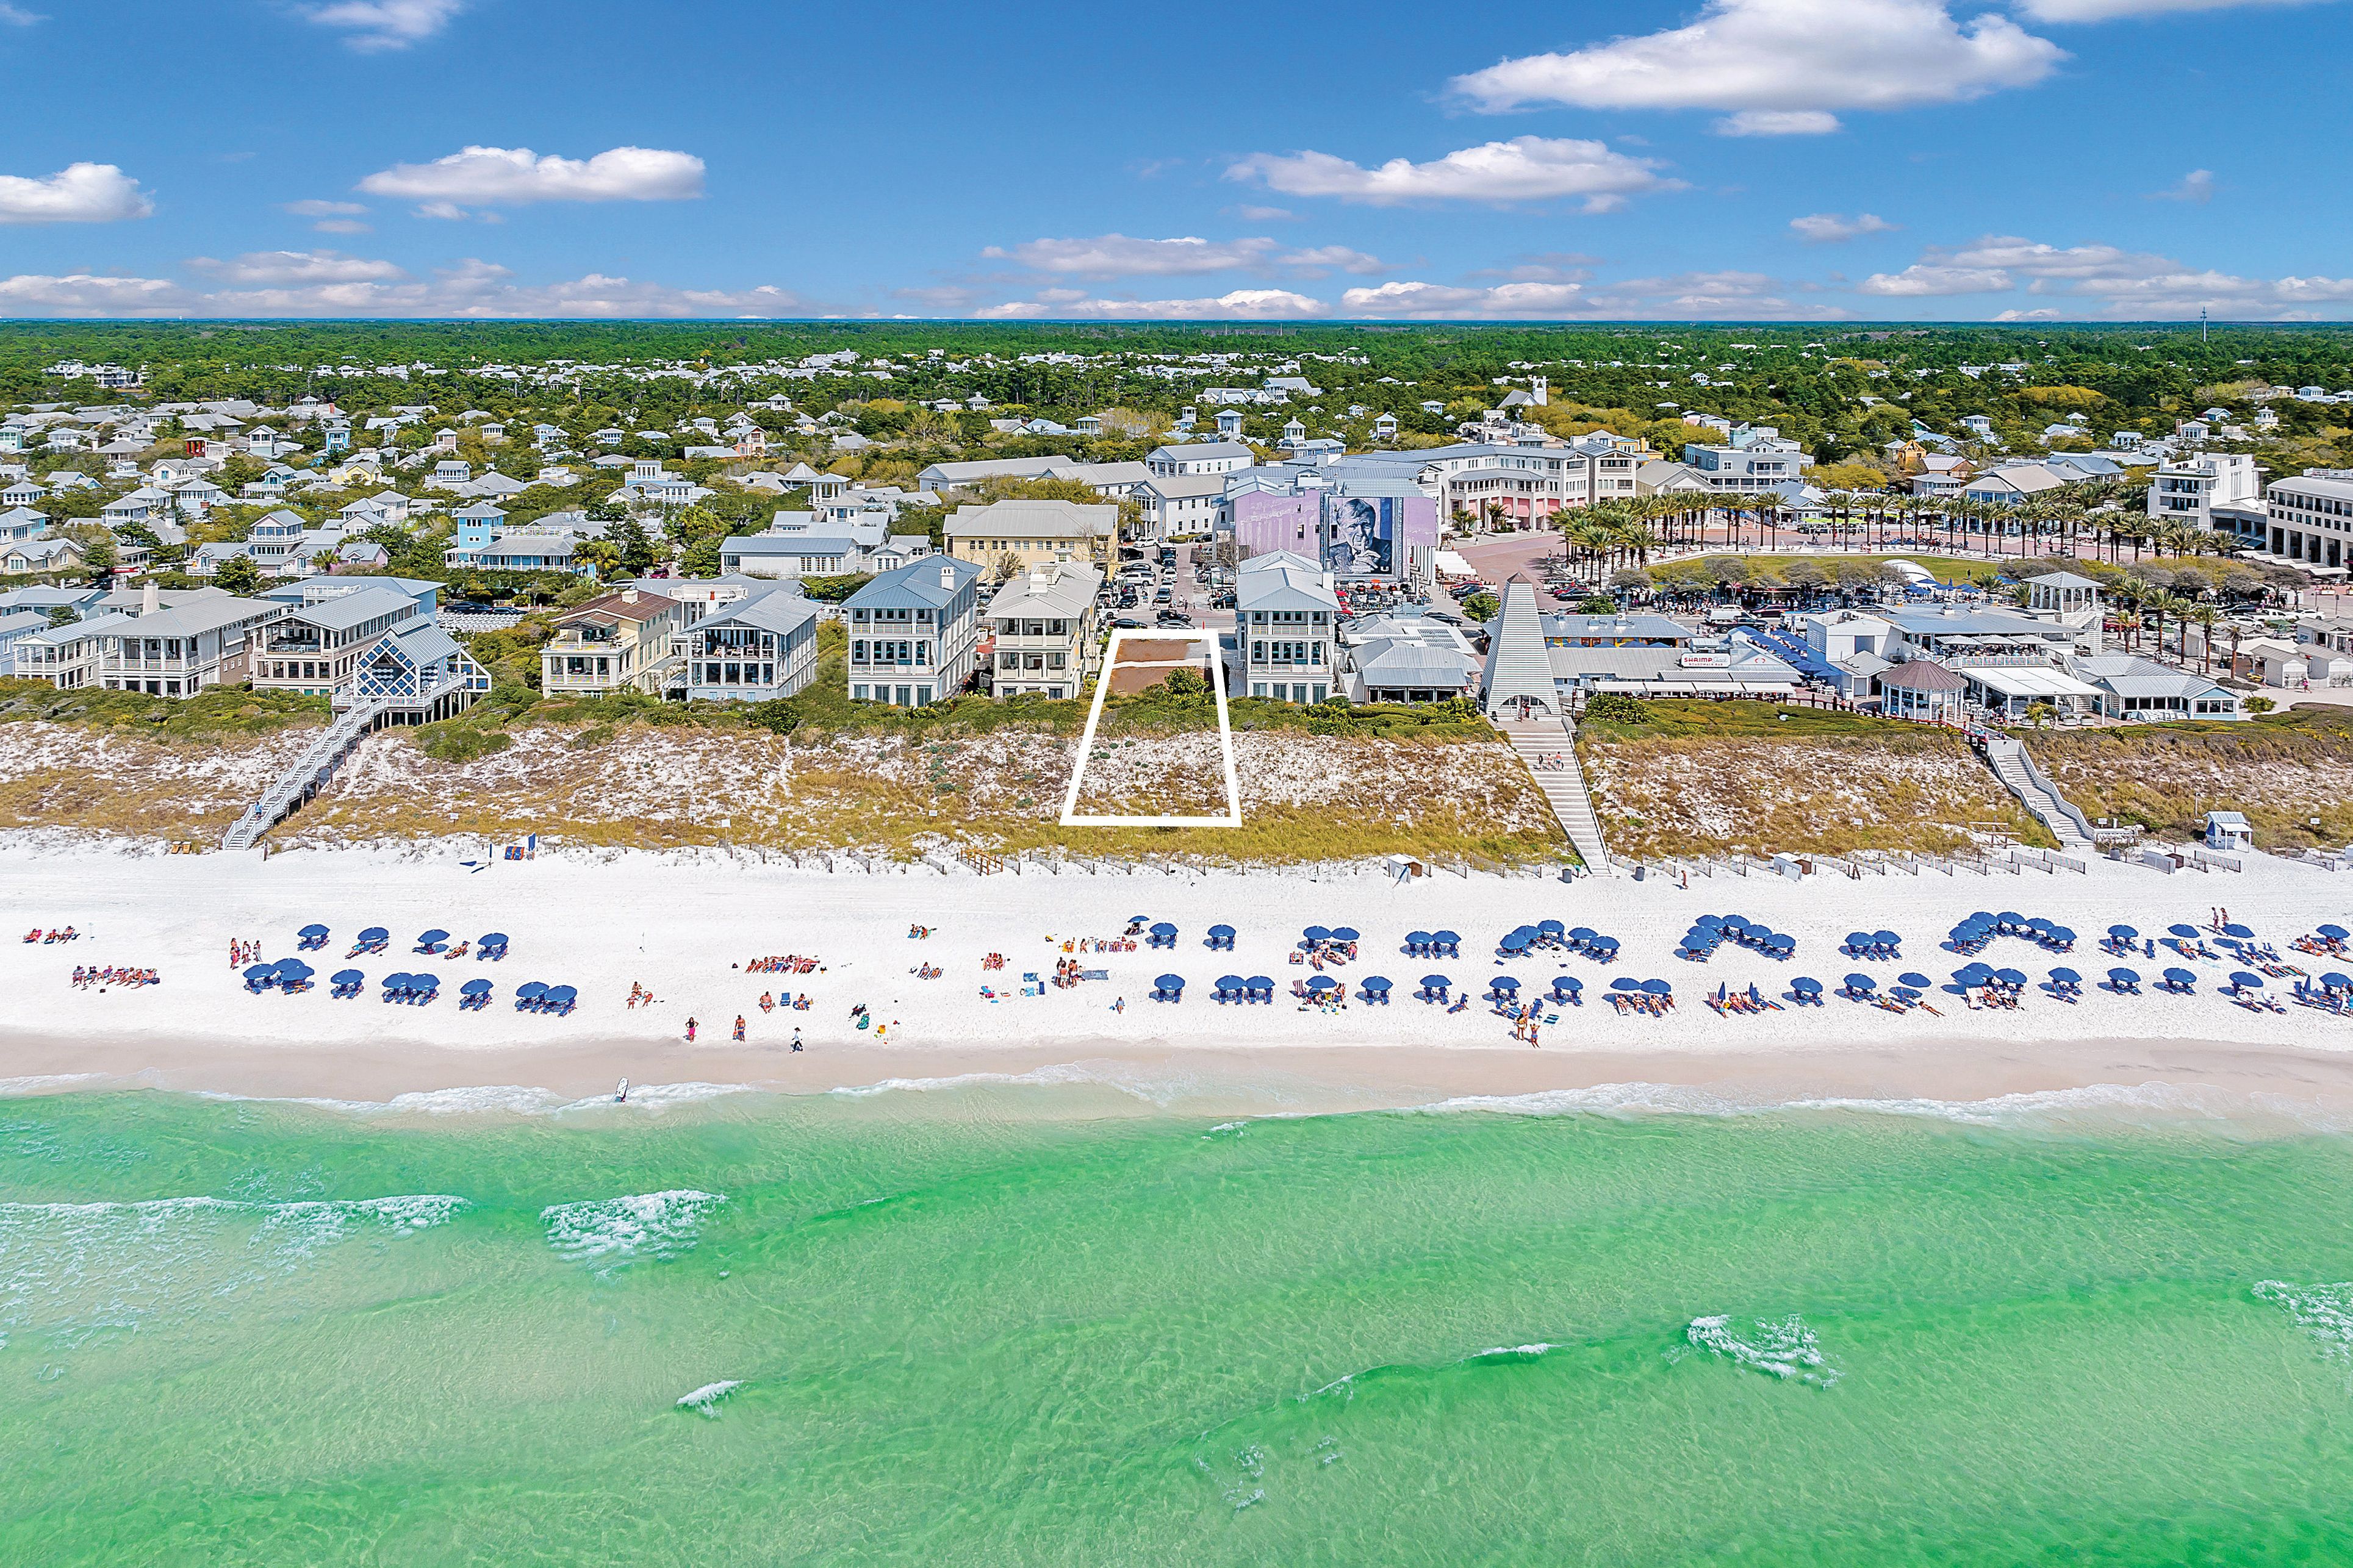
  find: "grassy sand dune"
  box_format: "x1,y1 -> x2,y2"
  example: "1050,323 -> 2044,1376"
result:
1578,701 -> 2051,862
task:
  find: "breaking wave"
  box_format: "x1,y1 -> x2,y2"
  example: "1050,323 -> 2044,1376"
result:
1682,1314 -> 1840,1387
541,1190 -> 729,1269
675,1378 -> 745,1417
2254,1281 -> 2353,1367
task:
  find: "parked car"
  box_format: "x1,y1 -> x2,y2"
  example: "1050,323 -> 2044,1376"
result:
1154,610 -> 1193,628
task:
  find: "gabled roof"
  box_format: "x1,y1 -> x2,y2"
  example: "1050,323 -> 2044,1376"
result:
698,592 -> 822,638
844,554 -> 984,612
558,589 -> 675,625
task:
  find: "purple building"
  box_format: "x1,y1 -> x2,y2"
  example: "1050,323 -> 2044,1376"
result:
1230,480 -> 1437,589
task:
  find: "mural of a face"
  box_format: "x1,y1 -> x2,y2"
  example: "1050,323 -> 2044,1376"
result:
1325,497 -> 1389,576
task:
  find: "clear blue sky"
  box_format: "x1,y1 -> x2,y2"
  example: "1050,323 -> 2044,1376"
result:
0,0 -> 2343,321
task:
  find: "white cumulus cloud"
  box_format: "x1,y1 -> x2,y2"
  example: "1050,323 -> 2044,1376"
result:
1791,212 -> 1900,242
188,249 -> 407,286
1449,0 -> 2064,129
2017,0 -> 2333,19
359,146 -> 705,213
1717,110 -> 1844,135
1227,136 -> 1676,210
1338,280 -> 1593,318
978,288 -> 1330,321
1858,263 -> 2014,295
981,234 -> 1281,277
301,0 -> 464,51
0,163 -> 153,224
0,273 -> 185,313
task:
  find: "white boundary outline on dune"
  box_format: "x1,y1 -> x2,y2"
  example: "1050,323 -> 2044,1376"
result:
1059,628 -> 1242,828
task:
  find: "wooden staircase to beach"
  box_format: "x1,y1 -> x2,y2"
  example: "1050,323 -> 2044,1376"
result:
1500,718 -> 1612,873
1980,734 -> 2091,850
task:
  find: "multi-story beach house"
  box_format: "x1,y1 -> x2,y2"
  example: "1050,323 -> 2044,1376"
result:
1232,550 -> 1341,703
982,563 -> 1102,700
539,587 -> 681,696
944,498 -> 1118,576
680,585 -> 823,703
9,584 -> 281,696
843,556 -> 985,707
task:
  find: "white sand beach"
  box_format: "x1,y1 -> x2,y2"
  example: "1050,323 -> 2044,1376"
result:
6,835 -> 2353,1112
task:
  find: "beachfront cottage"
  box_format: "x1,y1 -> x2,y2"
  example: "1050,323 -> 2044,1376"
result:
248,583 -> 432,698
1232,550 -> 1341,703
944,498 -> 1118,578
681,588 -> 822,703
541,587 -> 681,696
1338,616 -> 1479,704
844,556 -> 985,707
10,582 -> 282,696
983,562 -> 1102,700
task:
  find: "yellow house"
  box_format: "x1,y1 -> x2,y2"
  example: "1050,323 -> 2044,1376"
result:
944,498 -> 1117,578
540,587 -> 681,695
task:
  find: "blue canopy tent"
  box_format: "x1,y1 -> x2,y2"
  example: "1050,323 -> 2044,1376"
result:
1148,922 -> 1179,949
1487,975 -> 1520,1001
296,923 -> 330,950
1207,925 -> 1237,950
331,968 -> 365,998
379,972 -> 414,1001
514,981 -> 548,1011
1360,976 -> 1392,1004
459,978 -> 494,1011
242,964 -> 278,993
1431,931 -> 1460,957
1536,919 -> 1566,938
1790,976 -> 1825,1004
477,933 -> 509,961
1153,973 -> 1185,1001
1403,930 -> 1432,956
1550,975 -> 1582,1003
353,926 -> 390,954
1212,975 -> 1245,1002
1244,976 -> 1275,1003
275,958 -> 315,993
1417,974 -> 1451,1000
542,984 -> 577,1015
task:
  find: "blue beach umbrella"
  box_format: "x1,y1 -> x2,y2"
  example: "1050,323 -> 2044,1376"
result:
1791,977 -> 1823,995
1331,927 -> 1361,943
1420,974 -> 1451,991
1994,967 -> 2029,988
1899,972 -> 1933,989
2108,924 -> 2138,940
2108,967 -> 2141,986
2319,925 -> 2349,941
2168,923 -> 2200,939
1302,926 -> 1332,942
2324,972 -> 2353,992
1156,973 -> 1185,990
1845,973 -> 1878,992
2223,923 -> 2255,940
461,978 -> 492,995
2230,972 -> 2264,991
2050,967 -> 2081,986
1610,977 -> 1642,992
1490,975 -> 1520,992
1305,975 -> 1338,993
242,964 -> 278,988
2163,968 -> 2197,989
331,968 -> 363,987
1641,979 -> 1672,995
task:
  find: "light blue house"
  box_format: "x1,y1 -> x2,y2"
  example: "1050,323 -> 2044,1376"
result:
843,556 -> 985,706
682,587 -> 822,703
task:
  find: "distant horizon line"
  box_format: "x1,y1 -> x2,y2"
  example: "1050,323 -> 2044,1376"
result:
0,316 -> 2334,331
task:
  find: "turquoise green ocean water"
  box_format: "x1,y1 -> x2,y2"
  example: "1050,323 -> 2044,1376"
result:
4,1082 -> 2353,1565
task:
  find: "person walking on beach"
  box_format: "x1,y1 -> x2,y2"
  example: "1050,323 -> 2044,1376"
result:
733,1015 -> 746,1042
791,1027 -> 803,1053
685,1016 -> 698,1043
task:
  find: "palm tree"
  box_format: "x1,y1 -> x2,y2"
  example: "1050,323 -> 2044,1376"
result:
2188,601 -> 2221,672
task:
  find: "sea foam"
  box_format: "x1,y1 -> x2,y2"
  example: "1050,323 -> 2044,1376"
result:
2254,1281 -> 2353,1367
675,1379 -> 745,1417
1684,1314 -> 1840,1387
540,1190 -> 728,1268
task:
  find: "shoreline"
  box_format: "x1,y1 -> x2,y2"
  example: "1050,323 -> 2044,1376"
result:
9,834 -> 2353,1127
13,1028 -> 2353,1131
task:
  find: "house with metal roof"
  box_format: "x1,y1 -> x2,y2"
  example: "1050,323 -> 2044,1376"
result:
944,498 -> 1117,574
843,556 -> 985,706
681,586 -> 823,704
983,562 -> 1101,701
2069,654 -> 2247,721
719,534 -> 867,579
1233,550 -> 1342,703
1147,440 -> 1254,478
914,456 -> 1074,493
1339,616 -> 1479,704
249,584 -> 430,700
15,582 -> 283,696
